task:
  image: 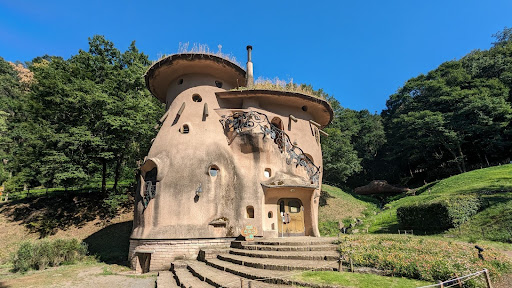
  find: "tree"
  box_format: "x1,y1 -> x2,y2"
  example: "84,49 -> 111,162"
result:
6,36 -> 163,192
380,28 -> 512,184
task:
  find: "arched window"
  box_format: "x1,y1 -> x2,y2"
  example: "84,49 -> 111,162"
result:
270,117 -> 284,151
246,206 -> 254,218
142,167 -> 157,208
264,168 -> 271,178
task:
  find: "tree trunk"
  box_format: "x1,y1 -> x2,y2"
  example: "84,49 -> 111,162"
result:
484,154 -> 490,167
457,144 -> 466,172
101,159 -> 107,194
113,152 -> 124,193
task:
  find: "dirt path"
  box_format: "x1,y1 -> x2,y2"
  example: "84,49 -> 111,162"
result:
0,263 -> 156,288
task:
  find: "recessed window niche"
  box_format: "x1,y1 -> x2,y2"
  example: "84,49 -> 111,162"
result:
215,81 -> 223,88
209,165 -> 219,177
179,124 -> 190,134
178,78 -> 184,85
246,206 -> 254,218
264,168 -> 271,178
192,94 -> 202,102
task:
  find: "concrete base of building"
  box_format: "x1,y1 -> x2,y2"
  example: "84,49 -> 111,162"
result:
129,238 -> 236,273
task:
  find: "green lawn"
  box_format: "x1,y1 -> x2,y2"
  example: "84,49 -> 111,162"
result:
319,185 -> 379,236
295,271 -> 430,288
364,164 -> 512,239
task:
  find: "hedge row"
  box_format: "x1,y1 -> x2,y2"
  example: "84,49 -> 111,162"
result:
397,195 -> 480,230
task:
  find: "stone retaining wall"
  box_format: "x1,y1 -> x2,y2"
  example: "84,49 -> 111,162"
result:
129,238 -> 235,272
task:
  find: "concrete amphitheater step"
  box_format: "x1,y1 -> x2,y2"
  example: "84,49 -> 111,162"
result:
233,243 -> 339,252
229,247 -> 340,261
247,237 -> 337,246
156,271 -> 180,288
186,260 -> 290,288
173,267 -> 214,288
204,258 -> 340,287
217,254 -> 338,272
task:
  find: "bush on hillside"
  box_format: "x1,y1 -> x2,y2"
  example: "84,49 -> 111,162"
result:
397,195 -> 481,231
11,238 -> 88,272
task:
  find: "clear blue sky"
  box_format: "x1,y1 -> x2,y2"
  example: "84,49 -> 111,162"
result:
1,0 -> 511,113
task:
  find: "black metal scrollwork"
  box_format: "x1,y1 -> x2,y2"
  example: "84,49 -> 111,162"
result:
220,111 -> 320,185
142,181 -> 156,209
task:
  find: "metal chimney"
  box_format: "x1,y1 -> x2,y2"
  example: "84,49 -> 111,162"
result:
246,45 -> 254,87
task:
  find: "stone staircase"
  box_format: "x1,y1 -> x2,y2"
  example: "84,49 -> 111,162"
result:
157,237 -> 341,288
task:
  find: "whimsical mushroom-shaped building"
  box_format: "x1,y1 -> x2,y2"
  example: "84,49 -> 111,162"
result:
129,46 -> 333,272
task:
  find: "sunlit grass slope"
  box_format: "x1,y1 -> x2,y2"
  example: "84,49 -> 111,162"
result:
366,164 -> 512,242
318,184 -> 379,236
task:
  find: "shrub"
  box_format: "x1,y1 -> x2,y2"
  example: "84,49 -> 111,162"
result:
319,221 -> 339,236
397,194 -> 480,231
102,193 -> 130,217
11,238 -> 88,272
338,235 -> 512,286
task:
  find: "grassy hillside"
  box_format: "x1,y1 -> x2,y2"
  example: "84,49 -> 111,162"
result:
366,164 -> 512,242
318,184 -> 379,235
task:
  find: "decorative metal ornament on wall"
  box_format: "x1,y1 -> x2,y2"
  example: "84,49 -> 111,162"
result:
142,180 -> 157,208
220,111 -> 320,185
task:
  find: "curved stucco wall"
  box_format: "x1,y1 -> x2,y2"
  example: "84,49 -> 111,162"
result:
132,72 -> 326,241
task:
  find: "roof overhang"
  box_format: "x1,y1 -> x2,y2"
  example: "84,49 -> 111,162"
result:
145,53 -> 246,103
216,90 -> 333,127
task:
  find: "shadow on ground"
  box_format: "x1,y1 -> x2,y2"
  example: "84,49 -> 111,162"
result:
84,221 -> 133,266
0,192 -> 132,238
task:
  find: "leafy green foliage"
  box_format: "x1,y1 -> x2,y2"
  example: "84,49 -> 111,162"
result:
11,239 -> 88,272
322,96 -> 385,185
4,36 -> 163,192
381,28 -> 512,185
338,234 -> 512,285
365,164 -> 512,241
397,195 -> 481,231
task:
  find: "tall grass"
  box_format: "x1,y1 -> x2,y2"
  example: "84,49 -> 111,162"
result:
233,77 -> 327,99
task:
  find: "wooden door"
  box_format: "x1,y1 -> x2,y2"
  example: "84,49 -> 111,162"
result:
277,198 -> 305,236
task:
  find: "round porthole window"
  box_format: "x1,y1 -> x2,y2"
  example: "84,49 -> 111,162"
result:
180,124 -> 190,134
192,94 -> 202,102
209,165 -> 219,177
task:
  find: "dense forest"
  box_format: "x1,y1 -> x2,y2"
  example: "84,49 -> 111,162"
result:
0,36 -> 163,193
1,29 -> 511,192
323,27 -> 512,188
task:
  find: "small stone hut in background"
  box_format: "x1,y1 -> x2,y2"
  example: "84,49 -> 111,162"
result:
129,46 -> 333,272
